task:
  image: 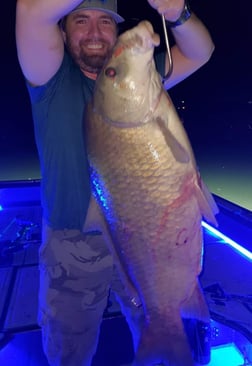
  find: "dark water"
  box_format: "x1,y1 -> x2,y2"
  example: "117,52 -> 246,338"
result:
1,125 -> 251,211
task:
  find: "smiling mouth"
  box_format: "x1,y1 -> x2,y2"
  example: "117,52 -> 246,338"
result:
87,44 -> 103,50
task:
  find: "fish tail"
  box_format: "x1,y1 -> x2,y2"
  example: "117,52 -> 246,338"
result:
181,280 -> 210,323
132,317 -> 194,366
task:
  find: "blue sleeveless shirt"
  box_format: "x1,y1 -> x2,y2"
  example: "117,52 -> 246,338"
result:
27,52 -> 93,230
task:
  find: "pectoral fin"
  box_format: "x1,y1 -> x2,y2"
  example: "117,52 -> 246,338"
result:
156,117 -> 190,163
194,174 -> 219,227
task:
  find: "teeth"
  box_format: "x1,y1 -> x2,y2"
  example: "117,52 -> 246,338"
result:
87,44 -> 102,49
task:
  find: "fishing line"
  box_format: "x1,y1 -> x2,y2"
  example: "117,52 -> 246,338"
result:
161,14 -> 173,83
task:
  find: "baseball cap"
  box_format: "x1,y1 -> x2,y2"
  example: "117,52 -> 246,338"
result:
71,0 -> 125,23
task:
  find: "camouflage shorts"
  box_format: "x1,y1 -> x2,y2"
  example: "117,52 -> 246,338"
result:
38,223 -> 144,366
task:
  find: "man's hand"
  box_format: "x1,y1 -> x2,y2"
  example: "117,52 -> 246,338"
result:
147,0 -> 185,22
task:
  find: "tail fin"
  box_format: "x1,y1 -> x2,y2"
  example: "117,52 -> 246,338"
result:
181,280 -> 210,323
132,317 -> 194,366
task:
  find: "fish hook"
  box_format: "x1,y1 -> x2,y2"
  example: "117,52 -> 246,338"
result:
161,14 -> 173,83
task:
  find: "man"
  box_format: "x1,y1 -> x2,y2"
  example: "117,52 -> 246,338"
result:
15,0 -> 214,365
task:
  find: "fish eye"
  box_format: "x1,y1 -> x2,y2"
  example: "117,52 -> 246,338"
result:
105,67 -> 116,78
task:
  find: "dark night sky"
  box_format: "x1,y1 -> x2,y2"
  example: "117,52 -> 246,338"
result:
1,0 -> 252,156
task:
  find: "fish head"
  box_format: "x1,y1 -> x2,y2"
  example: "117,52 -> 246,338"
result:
93,20 -> 162,126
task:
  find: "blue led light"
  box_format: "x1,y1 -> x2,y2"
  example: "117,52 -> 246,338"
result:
210,343 -> 244,365
0,205 -> 3,211
202,221 -> 252,261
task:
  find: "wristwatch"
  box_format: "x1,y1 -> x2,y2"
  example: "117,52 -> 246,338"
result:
165,1 -> 192,28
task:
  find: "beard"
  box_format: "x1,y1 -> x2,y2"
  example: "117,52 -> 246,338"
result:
66,37 -> 113,74
78,51 -> 107,74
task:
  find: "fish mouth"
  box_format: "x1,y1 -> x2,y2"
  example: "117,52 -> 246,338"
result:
119,20 -> 160,51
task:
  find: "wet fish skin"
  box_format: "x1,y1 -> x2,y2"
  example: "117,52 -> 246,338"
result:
85,20 -> 218,366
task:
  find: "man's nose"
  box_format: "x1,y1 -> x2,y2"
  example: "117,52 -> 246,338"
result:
87,21 -> 102,36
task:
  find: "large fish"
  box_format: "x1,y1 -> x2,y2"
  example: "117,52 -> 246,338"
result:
85,20 -> 218,366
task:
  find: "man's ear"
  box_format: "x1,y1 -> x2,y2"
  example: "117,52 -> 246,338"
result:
59,18 -> 67,42
61,29 -> 67,43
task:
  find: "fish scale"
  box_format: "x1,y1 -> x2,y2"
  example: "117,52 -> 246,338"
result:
85,20 -> 218,366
